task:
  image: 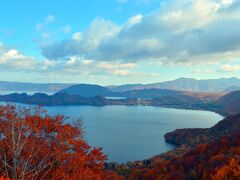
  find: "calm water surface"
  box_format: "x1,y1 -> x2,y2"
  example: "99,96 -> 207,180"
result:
0,103 -> 223,163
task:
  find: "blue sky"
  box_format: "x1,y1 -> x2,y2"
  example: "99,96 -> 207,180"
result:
0,0 -> 162,56
0,0 -> 240,85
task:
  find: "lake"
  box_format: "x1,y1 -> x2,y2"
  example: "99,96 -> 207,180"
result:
0,103 -> 223,163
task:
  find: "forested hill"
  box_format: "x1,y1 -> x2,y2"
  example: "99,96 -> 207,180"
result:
0,91 -> 217,108
164,114 -> 240,147
0,90 -> 239,117
217,90 -> 240,115
58,84 -> 111,97
129,132 -> 240,179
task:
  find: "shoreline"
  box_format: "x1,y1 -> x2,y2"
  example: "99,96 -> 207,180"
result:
0,100 -> 224,163
0,97 -> 226,166
0,99 -> 226,117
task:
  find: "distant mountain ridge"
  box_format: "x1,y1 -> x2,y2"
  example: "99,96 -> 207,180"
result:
58,84 -> 224,101
1,77 -> 240,95
109,77 -> 240,92
0,81 -> 72,93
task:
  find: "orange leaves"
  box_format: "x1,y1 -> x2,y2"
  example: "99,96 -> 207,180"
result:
0,105 -> 116,179
0,176 -> 10,180
128,135 -> 240,179
90,148 -> 107,162
192,144 -> 208,154
211,158 -> 240,180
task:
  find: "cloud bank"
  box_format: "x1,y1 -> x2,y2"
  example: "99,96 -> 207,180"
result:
0,42 -> 144,78
40,0 -> 240,65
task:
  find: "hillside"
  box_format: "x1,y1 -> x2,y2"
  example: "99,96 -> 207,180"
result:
59,83 -> 224,100
0,93 -> 109,106
0,90 -> 225,113
58,84 -> 184,99
129,133 -> 240,179
164,114 -> 240,147
224,85 -> 240,92
117,89 -> 181,99
217,90 -> 240,115
108,84 -> 143,92
58,84 -> 111,97
109,114 -> 240,179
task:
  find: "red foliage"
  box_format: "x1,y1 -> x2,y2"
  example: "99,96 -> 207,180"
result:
0,105 -> 121,179
129,135 -> 240,179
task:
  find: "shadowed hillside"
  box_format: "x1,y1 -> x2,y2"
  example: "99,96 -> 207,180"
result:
165,114 -> 240,147
217,90 -> 240,115
58,84 -> 112,97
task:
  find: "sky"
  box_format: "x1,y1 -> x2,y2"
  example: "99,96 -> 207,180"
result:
0,0 -> 240,85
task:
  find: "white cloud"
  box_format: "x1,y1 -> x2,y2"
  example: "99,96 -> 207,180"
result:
97,61 -> 137,70
221,0 -> 233,5
41,18 -> 120,59
0,46 -> 38,70
111,69 -> 130,76
72,32 -> 82,40
38,0 -> 240,66
161,0 -> 220,33
0,42 -> 147,78
81,59 -> 93,65
219,64 -> 240,72
125,14 -> 143,28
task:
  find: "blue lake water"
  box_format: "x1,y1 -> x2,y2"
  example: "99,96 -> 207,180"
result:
0,103 -> 223,163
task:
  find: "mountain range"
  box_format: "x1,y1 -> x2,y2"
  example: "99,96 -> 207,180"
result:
0,81 -> 72,93
108,77 -> 240,92
1,77 -> 240,94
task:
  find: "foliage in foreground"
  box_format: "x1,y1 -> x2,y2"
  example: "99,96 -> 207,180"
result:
2,104 -> 240,180
129,134 -> 240,180
0,105 -> 121,179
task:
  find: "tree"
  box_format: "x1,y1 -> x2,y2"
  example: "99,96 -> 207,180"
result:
211,158 -> 240,180
0,105 -> 117,179
128,135 -> 240,179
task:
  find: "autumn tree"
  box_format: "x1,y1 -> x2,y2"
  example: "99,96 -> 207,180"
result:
211,158 -> 240,180
128,135 -> 240,179
0,105 -> 119,179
